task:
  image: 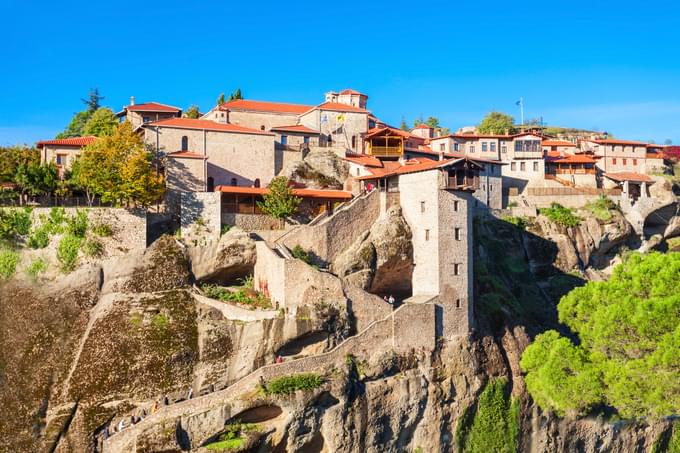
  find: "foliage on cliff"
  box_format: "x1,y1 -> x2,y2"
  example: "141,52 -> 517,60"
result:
258,176 -> 301,219
521,252 -> 680,419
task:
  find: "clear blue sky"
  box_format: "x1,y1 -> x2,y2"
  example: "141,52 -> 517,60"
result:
2,0 -> 680,145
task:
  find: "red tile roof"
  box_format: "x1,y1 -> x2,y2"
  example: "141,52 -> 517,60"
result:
344,154 -> 384,167
646,153 -> 665,160
167,151 -> 208,159
542,140 -> 576,147
36,136 -> 97,148
215,185 -> 352,200
365,126 -> 412,139
413,124 -> 433,130
356,156 -> 488,180
269,124 -> 320,134
589,139 -> 648,146
604,172 -> 653,183
550,154 -> 596,164
126,102 -> 181,113
219,99 -> 313,114
340,89 -> 366,96
146,118 -> 274,135
313,102 -> 370,113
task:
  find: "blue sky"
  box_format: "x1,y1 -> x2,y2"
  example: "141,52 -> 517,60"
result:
2,0 -> 680,145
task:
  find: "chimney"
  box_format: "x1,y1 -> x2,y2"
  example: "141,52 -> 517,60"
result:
130,96 -> 135,106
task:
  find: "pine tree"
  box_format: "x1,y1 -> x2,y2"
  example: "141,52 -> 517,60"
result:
257,177 -> 301,219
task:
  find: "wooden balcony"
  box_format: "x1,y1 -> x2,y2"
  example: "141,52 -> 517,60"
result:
369,145 -> 403,157
446,175 -> 479,191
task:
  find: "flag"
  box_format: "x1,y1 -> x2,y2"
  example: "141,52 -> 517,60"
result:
320,114 -> 327,124
336,113 -> 345,123
515,99 -> 522,106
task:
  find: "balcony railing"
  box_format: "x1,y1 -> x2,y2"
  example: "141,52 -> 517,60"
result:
446,175 -> 479,191
370,146 -> 403,157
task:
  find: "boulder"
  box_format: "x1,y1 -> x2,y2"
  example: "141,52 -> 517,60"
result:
332,206 -> 413,294
188,227 -> 256,284
282,148 -> 349,189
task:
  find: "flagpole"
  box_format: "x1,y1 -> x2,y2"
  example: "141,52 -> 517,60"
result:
520,97 -> 524,126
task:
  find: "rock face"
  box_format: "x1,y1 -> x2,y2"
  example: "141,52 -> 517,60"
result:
332,206 -> 413,295
283,148 -> 349,189
188,227 -> 256,284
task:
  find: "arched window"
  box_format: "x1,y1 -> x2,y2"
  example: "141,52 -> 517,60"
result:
254,178 -> 261,188
181,136 -> 188,151
260,125 -> 265,131
231,178 -> 238,186
207,177 -> 214,192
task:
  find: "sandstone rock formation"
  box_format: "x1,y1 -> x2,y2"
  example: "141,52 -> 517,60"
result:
332,206 -> 413,294
283,148 -> 349,189
188,227 -> 256,284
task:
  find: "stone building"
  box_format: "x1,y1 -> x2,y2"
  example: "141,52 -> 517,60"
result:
580,138 -> 648,174
36,136 -> 97,176
116,97 -> 181,129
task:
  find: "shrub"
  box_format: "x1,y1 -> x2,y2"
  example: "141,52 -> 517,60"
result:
201,283 -> 271,309
25,257 -> 47,280
205,422 -> 259,451
264,373 -> 323,395
91,222 -> 113,237
539,203 -> 580,227
0,208 -> 32,242
292,245 -> 318,268
66,210 -> 88,238
47,207 -> 66,229
0,249 -> 19,279
57,234 -> 82,272
257,176 -> 302,219
82,238 -> 104,257
152,313 -> 169,328
584,195 -> 616,221
220,224 -> 231,236
501,215 -> 528,229
27,226 -> 50,249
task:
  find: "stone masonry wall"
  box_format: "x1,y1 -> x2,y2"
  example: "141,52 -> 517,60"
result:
180,192 -> 221,245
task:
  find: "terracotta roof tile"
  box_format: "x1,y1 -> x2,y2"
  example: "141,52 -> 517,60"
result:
542,140 -> 576,147
219,99 -> 313,114
339,89 -> 366,96
589,139 -> 648,146
126,102 -> 181,113
313,102 -> 370,113
167,151 -> 208,159
604,172 -> 653,183
215,185 -> 352,200
146,118 -> 274,135
36,136 -> 97,148
269,124 -> 320,134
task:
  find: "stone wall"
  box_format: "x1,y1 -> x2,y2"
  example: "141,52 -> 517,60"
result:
180,192 -> 221,244
222,213 -> 283,231
279,189 -> 380,263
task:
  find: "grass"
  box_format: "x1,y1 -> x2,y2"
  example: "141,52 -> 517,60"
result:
205,422 -> 259,451
57,234 -> 82,272
129,314 -> 142,327
539,203 -> 580,227
221,224 -> 231,236
501,215 -> 528,230
292,244 -> 318,268
201,283 -> 271,309
152,313 -> 169,328
91,222 -> 113,237
25,257 -> 47,280
0,249 -> 19,279
66,210 -> 88,238
27,226 -> 50,249
584,195 -> 616,221
82,238 -> 104,257
263,373 -> 323,395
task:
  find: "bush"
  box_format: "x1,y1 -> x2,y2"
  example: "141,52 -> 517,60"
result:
27,226 -> 50,249
0,208 -> 32,242
25,257 -> 47,280
66,210 -> 88,237
205,422 -> 259,451
539,203 -> 580,227
501,215 -> 528,229
47,207 -> 66,229
91,222 -> 113,237
257,176 -> 301,219
82,238 -> 103,257
584,195 -> 616,221
57,234 -> 82,272
0,249 -> 19,279
264,373 -> 323,395
201,283 -> 271,309
292,245 -> 318,268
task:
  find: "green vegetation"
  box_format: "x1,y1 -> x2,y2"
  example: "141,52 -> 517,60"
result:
457,378 -> 519,453
183,105 -> 200,119
66,210 -> 88,237
57,89 -> 105,138
478,111 -> 515,135
205,421 -> 259,451
25,257 -> 47,280
539,203 -> 580,227
501,215 -> 528,230
57,234 -> 82,272
0,208 -> 32,242
257,176 -> 301,219
220,224 -> 231,236
291,244 -> 318,268
91,221 -> 113,237
584,195 -> 617,221
521,252 -> 680,419
201,283 -> 271,309
264,373 -> 323,395
152,313 -> 169,329
0,249 -> 19,279
82,238 -> 103,257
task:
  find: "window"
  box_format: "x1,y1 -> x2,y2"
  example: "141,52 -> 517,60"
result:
303,136 -> 310,144
440,143 -> 446,151
515,141 -> 521,152
622,158 -> 627,165
455,227 -> 461,240
633,158 -> 637,165
356,168 -> 360,176
511,162 -> 516,171
501,144 -> 507,153
420,201 -> 425,213
456,299 -> 461,308
454,143 -> 460,151
254,178 -> 261,188
612,158 -> 617,164
260,125 -> 265,131
56,154 -> 67,165
454,200 -> 459,211
143,116 -> 150,123
351,135 -> 356,149
533,161 -> 539,171
281,135 -> 288,145
490,185 -> 493,192
207,177 -> 215,192
181,136 -> 188,151
490,142 -> 496,152
482,142 -> 488,152
470,145 -> 475,153
454,263 -> 461,275
425,229 -> 430,241
520,162 -> 526,171
231,178 -> 238,186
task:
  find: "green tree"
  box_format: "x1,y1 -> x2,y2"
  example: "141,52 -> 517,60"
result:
425,116 -> 440,128
0,146 -> 39,183
478,111 -> 516,135
57,89 -> 106,138
665,138 -> 673,145
521,252 -> 680,419
228,88 -> 243,101
400,116 -> 409,131
216,93 -> 225,106
81,88 -> 104,113
82,107 -> 118,137
120,145 -> 165,207
14,162 -> 58,202
183,105 -> 200,119
257,177 -> 301,219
